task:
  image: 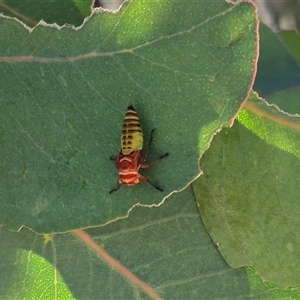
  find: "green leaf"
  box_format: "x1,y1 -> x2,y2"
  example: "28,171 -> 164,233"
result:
0,0 -> 258,233
267,87 -> 300,115
254,24 -> 300,96
2,186 -> 299,299
6,248 -> 74,299
0,0 -> 92,27
279,30 -> 300,64
193,91 -> 300,289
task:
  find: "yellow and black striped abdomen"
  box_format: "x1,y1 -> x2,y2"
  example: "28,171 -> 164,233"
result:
121,105 -> 143,155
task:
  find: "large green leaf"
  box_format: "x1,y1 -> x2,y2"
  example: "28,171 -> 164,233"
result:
0,0 -> 258,233
1,186 -> 299,299
194,91 -> 300,289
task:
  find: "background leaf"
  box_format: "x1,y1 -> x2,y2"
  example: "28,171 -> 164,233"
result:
1,186 -> 299,299
279,30 -> 300,64
0,0 -> 258,233
0,0 -> 92,27
266,87 -> 300,115
255,26 -> 300,115
254,24 -> 300,96
194,91 -> 300,289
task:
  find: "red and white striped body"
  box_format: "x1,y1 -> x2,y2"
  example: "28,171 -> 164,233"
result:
110,105 -> 168,193
115,150 -> 148,186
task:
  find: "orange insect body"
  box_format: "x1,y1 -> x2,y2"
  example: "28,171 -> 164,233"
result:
116,150 -> 146,186
110,105 -> 168,193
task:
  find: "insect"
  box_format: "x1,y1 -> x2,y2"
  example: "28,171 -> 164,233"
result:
110,104 -> 168,194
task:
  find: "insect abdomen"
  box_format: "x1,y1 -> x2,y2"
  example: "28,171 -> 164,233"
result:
121,105 -> 143,155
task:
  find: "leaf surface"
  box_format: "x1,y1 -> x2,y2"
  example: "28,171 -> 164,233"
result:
267,87 -> 300,115
1,186 -> 299,299
194,91 -> 300,289
0,0 -> 258,232
254,24 -> 300,96
0,0 -> 92,27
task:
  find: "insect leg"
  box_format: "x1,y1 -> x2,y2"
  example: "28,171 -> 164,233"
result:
140,152 -> 169,168
109,181 -> 121,194
144,129 -> 169,164
139,174 -> 163,192
110,156 -> 116,161
144,129 -> 156,159
148,152 -> 169,166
